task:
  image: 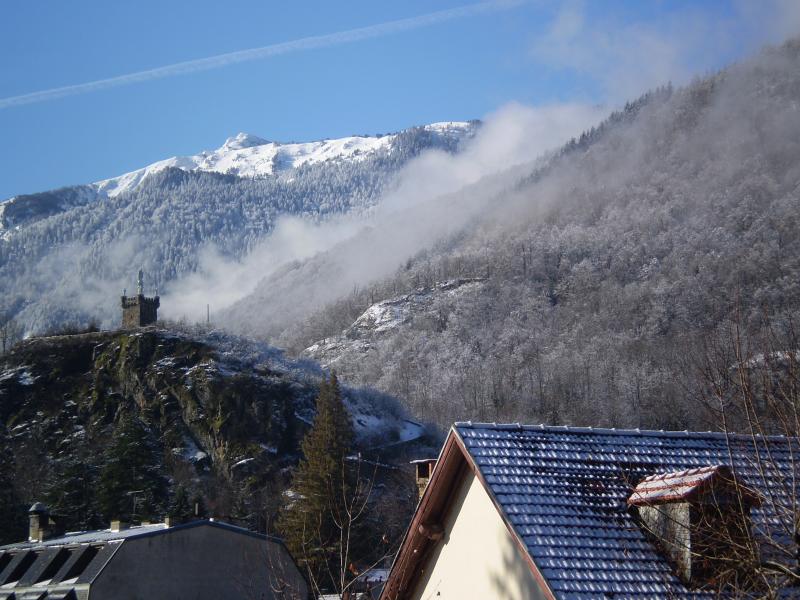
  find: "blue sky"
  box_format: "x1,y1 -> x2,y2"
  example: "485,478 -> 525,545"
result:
0,0 -> 797,200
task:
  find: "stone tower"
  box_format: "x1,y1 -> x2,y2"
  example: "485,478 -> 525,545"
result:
121,269 -> 160,328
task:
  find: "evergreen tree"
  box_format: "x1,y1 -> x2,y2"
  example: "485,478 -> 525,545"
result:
277,373 -> 355,592
0,436 -> 26,544
167,485 -> 193,521
45,459 -> 102,531
97,417 -> 167,522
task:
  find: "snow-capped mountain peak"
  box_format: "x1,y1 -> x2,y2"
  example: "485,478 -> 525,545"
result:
220,132 -> 270,151
93,122 -> 475,198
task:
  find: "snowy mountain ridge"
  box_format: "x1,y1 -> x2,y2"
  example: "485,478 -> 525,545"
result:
94,121 -> 473,197
0,119 -> 477,334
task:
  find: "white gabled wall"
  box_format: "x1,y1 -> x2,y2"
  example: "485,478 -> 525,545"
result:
411,469 -> 548,600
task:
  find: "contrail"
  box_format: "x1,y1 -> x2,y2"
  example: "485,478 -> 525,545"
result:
0,1 -> 524,110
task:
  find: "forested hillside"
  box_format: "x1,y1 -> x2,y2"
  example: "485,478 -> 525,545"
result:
4,38 -> 799,438
268,40 -> 800,430
0,123 -> 474,334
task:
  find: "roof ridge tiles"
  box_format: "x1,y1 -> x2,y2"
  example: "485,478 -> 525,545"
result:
453,422 -> 794,441
639,464 -> 726,483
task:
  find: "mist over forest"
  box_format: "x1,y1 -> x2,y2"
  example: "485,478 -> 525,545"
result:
219,40 -> 800,432
5,4 -> 800,597
2,38 -> 800,436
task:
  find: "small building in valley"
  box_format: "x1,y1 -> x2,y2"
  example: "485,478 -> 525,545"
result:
382,423 -> 797,599
0,507 -> 308,600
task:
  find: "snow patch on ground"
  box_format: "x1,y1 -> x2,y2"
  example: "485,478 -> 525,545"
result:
352,413 -> 383,433
398,419 -> 425,443
259,443 -> 278,454
354,302 -> 410,334
0,367 -> 36,386
175,434 -> 208,464
305,279 -> 486,366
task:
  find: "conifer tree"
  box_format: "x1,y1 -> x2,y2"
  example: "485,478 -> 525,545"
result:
167,485 -> 193,521
97,416 -> 167,522
277,372 -> 355,592
0,436 -> 26,544
46,459 -> 102,531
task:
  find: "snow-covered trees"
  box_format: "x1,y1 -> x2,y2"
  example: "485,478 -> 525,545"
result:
284,40 -> 800,431
0,125 -> 469,334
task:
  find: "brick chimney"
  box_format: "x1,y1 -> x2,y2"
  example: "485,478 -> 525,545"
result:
28,502 -> 64,542
628,465 -> 760,587
411,459 -> 437,501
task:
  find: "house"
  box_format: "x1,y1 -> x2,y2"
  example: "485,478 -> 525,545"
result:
0,507 -> 308,600
380,423 -> 798,599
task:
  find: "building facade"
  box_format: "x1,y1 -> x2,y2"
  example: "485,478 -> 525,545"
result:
0,512 -> 308,600
382,423 -> 798,599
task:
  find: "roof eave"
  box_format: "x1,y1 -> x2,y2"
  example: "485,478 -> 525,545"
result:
379,427 -> 556,600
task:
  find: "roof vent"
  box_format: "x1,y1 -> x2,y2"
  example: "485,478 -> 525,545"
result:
110,519 -> 129,533
164,516 -> 183,528
628,465 -> 760,588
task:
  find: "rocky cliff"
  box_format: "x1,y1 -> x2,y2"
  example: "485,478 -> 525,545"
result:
0,327 -> 424,542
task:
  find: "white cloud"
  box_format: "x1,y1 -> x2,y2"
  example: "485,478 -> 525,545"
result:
531,0 -> 800,103
162,101 -> 607,324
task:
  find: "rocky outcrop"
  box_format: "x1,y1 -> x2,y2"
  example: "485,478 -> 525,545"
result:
0,326 -> 430,545
0,328 -> 326,534
2,328 -> 311,475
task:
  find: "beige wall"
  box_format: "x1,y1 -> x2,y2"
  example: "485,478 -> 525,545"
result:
90,524 -> 308,600
411,470 -> 548,600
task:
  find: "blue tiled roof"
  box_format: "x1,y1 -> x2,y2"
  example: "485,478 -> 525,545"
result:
455,423 -> 798,599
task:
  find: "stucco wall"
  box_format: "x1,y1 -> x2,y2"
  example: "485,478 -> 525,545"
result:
411,470 -> 548,600
89,524 -> 308,600
638,503 -> 691,583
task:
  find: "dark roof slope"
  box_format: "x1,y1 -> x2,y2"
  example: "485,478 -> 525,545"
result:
0,519 -> 277,599
0,519 -> 270,552
455,423 -> 798,599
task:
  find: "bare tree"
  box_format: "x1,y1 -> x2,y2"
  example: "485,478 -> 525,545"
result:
692,309 -> 800,595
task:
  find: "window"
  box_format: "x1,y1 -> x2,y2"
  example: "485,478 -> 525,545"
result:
61,545 -> 99,581
36,548 -> 71,583
4,551 -> 37,584
0,552 -> 11,574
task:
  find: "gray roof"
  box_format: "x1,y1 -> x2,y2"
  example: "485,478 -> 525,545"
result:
455,423 -> 798,599
0,519 -> 270,552
0,523 -> 168,551
0,519 -> 277,599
